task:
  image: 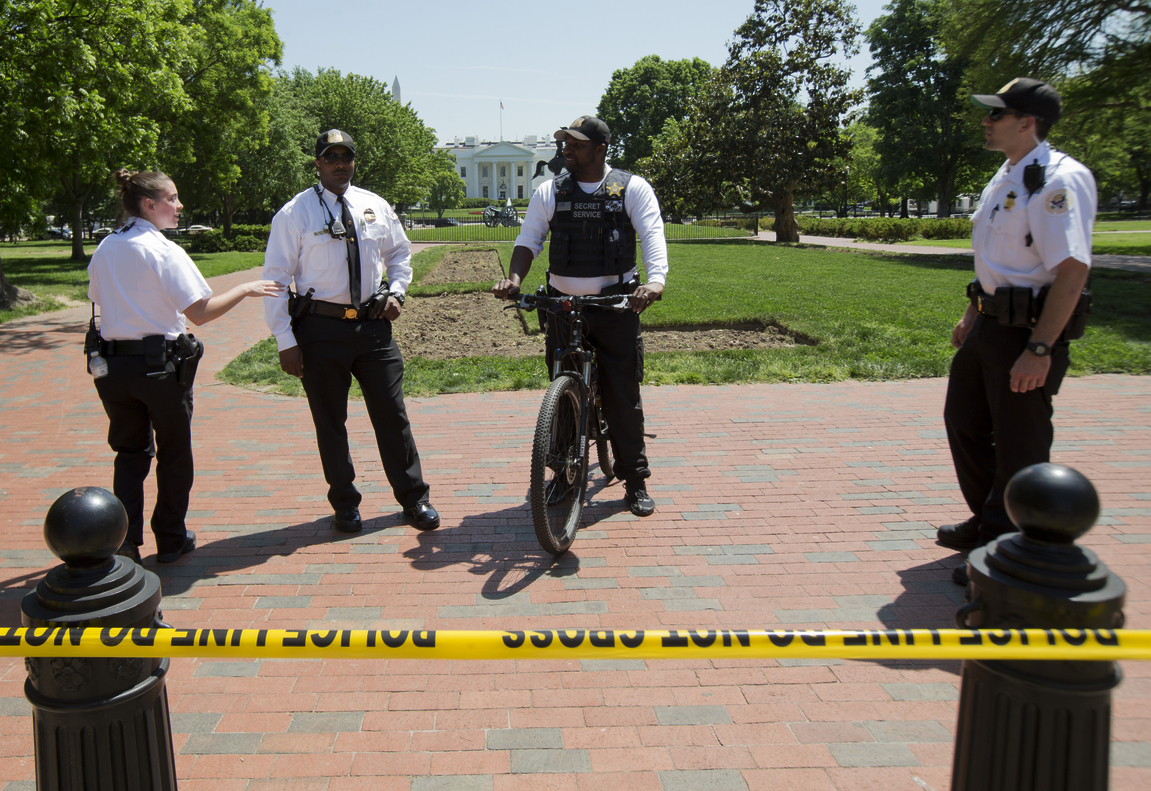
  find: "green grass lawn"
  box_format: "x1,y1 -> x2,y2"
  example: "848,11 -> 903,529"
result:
405,222 -> 751,243
1095,220 -> 1151,232
895,233 -> 1151,256
0,243 -> 267,324
219,241 -> 1151,398
1091,234 -> 1151,256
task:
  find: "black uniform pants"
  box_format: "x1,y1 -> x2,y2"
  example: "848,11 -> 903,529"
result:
94,355 -> 194,555
546,308 -> 650,486
943,315 -> 1070,542
296,314 -> 429,511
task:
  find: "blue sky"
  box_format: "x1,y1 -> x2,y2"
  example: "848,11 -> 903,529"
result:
264,0 -> 891,145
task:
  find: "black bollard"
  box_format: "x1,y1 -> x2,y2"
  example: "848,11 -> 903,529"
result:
22,487 -> 177,791
951,463 -> 1125,791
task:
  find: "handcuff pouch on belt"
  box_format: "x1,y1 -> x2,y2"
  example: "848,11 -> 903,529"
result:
967,278 -> 1091,341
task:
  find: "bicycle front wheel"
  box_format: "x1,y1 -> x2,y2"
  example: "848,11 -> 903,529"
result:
530,375 -> 587,554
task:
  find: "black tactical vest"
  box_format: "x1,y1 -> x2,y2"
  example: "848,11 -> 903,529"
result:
547,170 -> 637,279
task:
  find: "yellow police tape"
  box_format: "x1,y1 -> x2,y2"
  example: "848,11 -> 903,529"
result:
2,627 -> 1149,661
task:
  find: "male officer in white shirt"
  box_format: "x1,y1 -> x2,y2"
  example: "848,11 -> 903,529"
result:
493,116 -> 668,516
263,129 -> 439,533
937,80 -> 1096,584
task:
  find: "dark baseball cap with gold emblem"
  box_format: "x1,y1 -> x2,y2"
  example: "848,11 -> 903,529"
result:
554,116 -> 611,146
971,78 -> 1062,124
316,129 -> 356,158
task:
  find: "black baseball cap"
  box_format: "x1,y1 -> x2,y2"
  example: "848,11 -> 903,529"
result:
316,129 -> 356,157
554,116 -> 611,146
971,78 -> 1062,124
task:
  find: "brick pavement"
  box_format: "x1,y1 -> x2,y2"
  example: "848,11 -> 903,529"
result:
0,269 -> 1148,790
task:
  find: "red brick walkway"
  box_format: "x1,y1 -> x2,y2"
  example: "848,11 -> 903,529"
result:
0,270 -> 1148,790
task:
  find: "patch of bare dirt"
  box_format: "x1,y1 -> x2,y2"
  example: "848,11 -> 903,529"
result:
394,292 -> 544,359
425,249 -> 504,283
395,247 -> 813,359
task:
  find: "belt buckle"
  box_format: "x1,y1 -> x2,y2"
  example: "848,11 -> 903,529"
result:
343,307 -> 359,320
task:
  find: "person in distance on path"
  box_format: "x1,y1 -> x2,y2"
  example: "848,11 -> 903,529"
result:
89,168 -> 282,564
937,79 -> 1096,585
492,115 -> 668,517
263,129 -> 440,534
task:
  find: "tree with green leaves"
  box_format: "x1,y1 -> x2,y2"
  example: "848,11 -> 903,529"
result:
866,0 -> 989,217
232,75 -> 318,220
426,153 -> 466,218
596,55 -> 714,172
645,0 -> 862,242
278,68 -> 442,210
1,0 -> 195,262
945,0 -> 1150,107
162,0 -> 282,237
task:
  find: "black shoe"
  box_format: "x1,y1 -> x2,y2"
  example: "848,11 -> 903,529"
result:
115,542 -> 141,564
156,530 -> 196,563
937,516 -> 982,551
333,507 -> 362,533
952,561 -> 970,587
624,485 -> 655,517
404,501 -> 441,530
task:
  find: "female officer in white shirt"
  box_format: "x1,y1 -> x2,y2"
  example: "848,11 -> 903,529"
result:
88,169 -> 281,563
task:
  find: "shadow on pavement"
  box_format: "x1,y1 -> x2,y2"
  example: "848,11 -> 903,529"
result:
871,557 -> 967,674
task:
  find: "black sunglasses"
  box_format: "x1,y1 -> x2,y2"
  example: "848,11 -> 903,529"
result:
986,108 -> 1033,122
321,152 -> 355,164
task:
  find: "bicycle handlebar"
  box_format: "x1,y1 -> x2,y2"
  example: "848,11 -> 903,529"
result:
502,291 -> 632,313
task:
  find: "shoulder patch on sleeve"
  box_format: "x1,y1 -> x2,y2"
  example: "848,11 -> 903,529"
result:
1045,189 -> 1072,215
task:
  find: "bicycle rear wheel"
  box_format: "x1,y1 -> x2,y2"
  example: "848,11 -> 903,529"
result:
530,375 -> 587,554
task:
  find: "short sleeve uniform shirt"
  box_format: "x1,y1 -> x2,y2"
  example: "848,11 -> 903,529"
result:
87,218 -> 212,340
971,141 -> 1096,294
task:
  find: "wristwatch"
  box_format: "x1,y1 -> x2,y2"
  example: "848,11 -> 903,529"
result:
1026,340 -> 1051,357
388,291 -> 405,307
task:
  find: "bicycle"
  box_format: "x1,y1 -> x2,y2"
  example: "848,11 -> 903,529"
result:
503,289 -> 631,554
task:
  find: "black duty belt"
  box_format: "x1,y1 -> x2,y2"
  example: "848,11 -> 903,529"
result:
101,339 -> 179,356
308,299 -> 374,321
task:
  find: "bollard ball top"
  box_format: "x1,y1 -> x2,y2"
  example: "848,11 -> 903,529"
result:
1005,463 -> 1100,544
43,487 -> 128,566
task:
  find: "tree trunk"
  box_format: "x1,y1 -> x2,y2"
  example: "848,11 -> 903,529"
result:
60,164 -> 95,262
773,191 -> 800,243
222,192 -> 234,237
900,197 -> 909,219
0,255 -> 36,311
936,175 -> 954,218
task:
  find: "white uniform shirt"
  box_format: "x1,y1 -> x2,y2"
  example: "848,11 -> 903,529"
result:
514,168 -> 669,295
971,141 -> 1096,294
87,218 -> 212,340
263,184 -> 413,351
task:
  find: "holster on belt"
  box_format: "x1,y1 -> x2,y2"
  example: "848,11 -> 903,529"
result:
173,334 -> 205,388
287,287 -> 315,331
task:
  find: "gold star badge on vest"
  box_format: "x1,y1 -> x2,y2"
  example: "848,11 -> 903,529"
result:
1005,191 -> 1016,210
606,182 -> 623,198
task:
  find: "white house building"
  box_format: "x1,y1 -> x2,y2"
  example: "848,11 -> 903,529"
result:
437,136 -> 562,200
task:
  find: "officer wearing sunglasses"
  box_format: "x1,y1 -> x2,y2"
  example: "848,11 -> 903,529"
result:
262,129 -> 440,534
937,79 -> 1096,585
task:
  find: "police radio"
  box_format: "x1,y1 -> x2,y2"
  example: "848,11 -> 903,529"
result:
314,185 -> 347,238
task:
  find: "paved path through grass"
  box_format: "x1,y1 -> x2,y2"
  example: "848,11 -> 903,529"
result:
0,270 -> 1147,790
755,231 -> 1151,274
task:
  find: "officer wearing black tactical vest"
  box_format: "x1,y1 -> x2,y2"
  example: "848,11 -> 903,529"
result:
493,116 -> 669,516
